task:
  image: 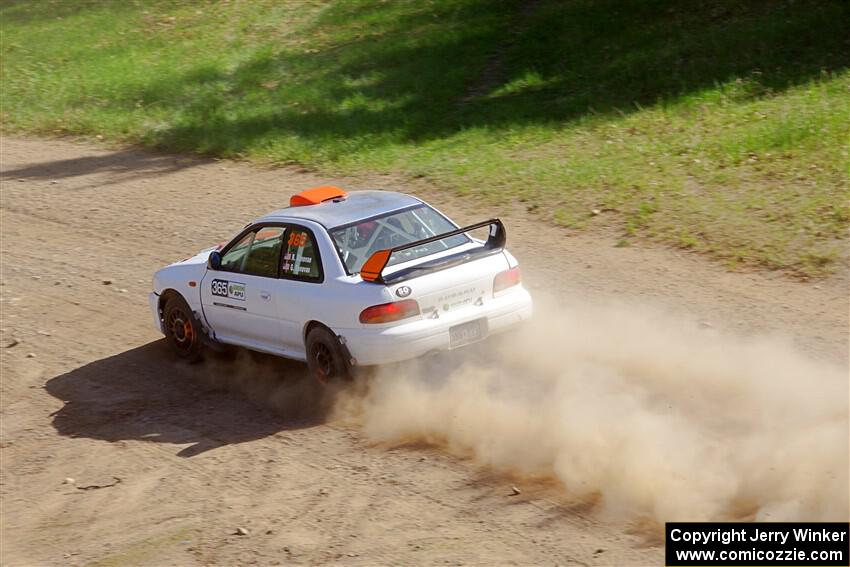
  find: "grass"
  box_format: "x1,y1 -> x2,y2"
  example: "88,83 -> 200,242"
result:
2,0 -> 848,275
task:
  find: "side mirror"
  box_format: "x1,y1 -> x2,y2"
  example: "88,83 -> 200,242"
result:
208,250 -> 222,270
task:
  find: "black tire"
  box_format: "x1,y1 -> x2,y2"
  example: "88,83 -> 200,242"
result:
163,295 -> 204,362
305,326 -> 351,385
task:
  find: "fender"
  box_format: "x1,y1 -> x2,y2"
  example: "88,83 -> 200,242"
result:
197,266 -> 217,338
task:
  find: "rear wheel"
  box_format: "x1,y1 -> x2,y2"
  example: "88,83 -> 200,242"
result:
305,326 -> 351,385
163,295 -> 204,362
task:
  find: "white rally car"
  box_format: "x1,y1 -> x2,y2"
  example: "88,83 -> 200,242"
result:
150,186 -> 532,383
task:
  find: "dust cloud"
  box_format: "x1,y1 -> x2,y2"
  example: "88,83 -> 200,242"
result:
190,351 -> 333,423
336,296 -> 849,523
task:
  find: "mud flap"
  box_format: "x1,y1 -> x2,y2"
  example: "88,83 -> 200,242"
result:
337,334 -> 357,367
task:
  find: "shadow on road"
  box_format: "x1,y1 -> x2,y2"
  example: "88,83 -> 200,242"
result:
0,147 -> 208,186
45,341 -> 329,457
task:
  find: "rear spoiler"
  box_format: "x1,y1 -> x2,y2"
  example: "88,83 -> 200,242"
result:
360,219 -> 506,284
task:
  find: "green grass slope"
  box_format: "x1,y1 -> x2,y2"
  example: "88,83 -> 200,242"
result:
2,0 -> 848,275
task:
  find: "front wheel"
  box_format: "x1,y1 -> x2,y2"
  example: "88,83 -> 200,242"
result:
163,295 -> 204,362
305,326 -> 351,385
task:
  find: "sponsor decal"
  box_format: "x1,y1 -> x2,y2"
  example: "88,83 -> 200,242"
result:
437,287 -> 477,303
284,253 -> 312,263
395,285 -> 412,298
211,278 -> 246,301
438,286 -> 477,311
228,281 -> 246,300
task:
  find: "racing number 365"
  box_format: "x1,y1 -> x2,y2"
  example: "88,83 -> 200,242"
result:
211,279 -> 229,296
288,231 -> 308,247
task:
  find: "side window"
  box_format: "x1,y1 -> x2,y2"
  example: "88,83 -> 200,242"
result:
220,232 -> 254,272
243,227 -> 285,278
281,227 -> 322,282
218,226 -> 285,278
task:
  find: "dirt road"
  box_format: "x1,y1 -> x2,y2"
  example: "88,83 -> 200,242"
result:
1,137 -> 847,566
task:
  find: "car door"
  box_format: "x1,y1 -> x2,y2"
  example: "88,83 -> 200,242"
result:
274,224 -> 326,352
201,225 -> 287,351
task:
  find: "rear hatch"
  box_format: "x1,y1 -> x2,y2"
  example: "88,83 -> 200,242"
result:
383,244 -> 511,319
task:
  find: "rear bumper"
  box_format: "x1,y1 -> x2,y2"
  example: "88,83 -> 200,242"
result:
340,287 -> 533,366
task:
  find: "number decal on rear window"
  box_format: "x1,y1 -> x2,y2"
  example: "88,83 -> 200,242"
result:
281,228 -> 321,282
288,231 -> 308,247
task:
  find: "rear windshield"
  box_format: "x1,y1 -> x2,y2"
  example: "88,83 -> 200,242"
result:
330,204 -> 469,274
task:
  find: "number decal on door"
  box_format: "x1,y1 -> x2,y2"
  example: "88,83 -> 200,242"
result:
211,278 -> 246,301
211,279 -> 228,296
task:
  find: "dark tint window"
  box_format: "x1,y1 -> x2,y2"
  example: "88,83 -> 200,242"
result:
220,232 -> 254,272
281,227 -> 322,282
243,227 -> 285,277
219,227 -> 284,278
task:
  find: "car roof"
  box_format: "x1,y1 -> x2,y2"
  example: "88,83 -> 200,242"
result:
255,190 -> 424,229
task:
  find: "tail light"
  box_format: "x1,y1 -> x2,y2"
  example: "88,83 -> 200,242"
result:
493,266 -> 521,295
359,299 -> 420,324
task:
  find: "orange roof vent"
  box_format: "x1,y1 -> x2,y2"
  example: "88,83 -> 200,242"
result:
290,185 -> 348,207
